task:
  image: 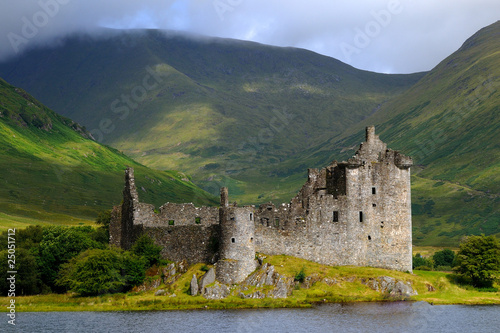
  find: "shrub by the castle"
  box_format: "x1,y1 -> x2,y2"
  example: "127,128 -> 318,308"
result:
412,253 -> 433,270
38,226 -> 105,292
131,234 -> 162,267
96,210 -> 112,230
56,248 -> 146,296
294,267 -> 306,283
453,235 -> 500,288
433,249 -> 455,268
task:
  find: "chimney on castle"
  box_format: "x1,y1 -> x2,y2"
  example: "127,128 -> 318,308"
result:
366,126 -> 376,142
220,187 -> 229,207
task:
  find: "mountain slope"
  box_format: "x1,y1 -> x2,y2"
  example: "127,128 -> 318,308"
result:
0,29 -> 425,202
0,78 -> 217,229
2,24 -> 498,247
303,21 -> 500,246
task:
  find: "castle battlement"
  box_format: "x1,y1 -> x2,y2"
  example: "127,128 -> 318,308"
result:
110,126 -> 413,282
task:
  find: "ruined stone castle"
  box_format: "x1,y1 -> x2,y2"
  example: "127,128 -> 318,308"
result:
110,126 -> 413,283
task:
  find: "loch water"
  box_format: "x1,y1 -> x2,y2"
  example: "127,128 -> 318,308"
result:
3,301 -> 500,333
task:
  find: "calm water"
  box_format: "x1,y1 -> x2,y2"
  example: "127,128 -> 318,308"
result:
3,302 -> 500,333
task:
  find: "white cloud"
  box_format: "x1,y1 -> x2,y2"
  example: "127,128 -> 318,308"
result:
1,0 -> 499,73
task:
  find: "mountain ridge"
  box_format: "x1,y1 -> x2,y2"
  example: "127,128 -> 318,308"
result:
0,77 -> 217,228
0,28 -> 425,203
0,23 -> 498,246
298,21 -> 500,245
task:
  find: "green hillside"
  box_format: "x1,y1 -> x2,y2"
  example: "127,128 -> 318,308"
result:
1,23 -> 498,247
0,78 -> 217,229
0,29 -> 424,202
304,21 -> 500,246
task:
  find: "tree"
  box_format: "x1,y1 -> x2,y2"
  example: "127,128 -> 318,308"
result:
0,225 -> 43,252
412,253 -> 433,270
453,235 -> 500,288
95,210 -> 112,240
56,248 -> 146,296
433,249 -> 455,268
0,248 -> 41,295
131,234 -> 162,267
38,226 -> 103,291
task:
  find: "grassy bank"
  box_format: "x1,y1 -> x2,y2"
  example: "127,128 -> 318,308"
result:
1,255 -> 499,312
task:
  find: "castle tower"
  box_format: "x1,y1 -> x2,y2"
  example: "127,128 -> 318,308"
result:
216,188 -> 258,284
343,126 -> 413,272
109,167 -> 141,250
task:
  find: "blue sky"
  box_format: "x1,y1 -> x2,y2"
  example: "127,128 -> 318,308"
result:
1,0 -> 499,73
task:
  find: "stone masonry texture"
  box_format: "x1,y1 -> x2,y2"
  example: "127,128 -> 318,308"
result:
109,126 -> 413,283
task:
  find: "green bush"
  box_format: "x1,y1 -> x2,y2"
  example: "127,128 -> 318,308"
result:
131,234 -> 162,267
433,249 -> 456,267
95,210 -> 112,239
38,226 -> 104,291
56,248 -> 146,296
453,235 -> 500,288
294,267 -> 306,283
412,253 -> 433,270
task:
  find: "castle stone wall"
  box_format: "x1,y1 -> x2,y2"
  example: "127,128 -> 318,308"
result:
143,225 -> 220,264
217,204 -> 258,283
251,126 -> 412,272
110,126 -> 413,280
155,203 -> 219,227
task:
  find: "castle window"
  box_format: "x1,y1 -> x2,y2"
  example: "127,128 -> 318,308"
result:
373,203 -> 377,207
195,217 -> 201,224
231,237 -> 235,243
275,218 -> 279,227
368,235 -> 371,240
381,221 -> 384,228
359,211 -> 363,222
333,211 -> 339,222
250,237 -> 253,243
372,187 -> 376,195
250,213 -> 253,220
168,220 -> 175,226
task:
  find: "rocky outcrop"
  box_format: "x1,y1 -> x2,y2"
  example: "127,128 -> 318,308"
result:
361,276 -> 418,298
190,275 -> 199,296
322,277 -> 339,286
154,289 -> 166,296
136,261 -> 189,293
163,260 -> 188,285
203,282 -> 231,300
239,263 -> 295,299
199,268 -> 216,295
134,278 -> 161,292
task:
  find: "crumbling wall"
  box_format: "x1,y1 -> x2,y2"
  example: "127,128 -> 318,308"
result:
155,203 -> 219,227
144,225 -> 220,264
111,126 -> 412,273
253,126 -> 412,272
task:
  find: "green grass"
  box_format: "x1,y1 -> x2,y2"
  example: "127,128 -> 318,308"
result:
2,254 -> 498,312
0,211 -> 93,231
0,78 -> 217,226
412,270 -> 500,305
1,23 -> 499,246
410,172 -> 500,246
